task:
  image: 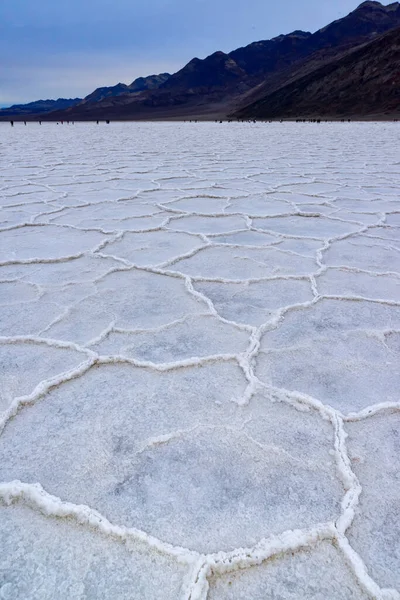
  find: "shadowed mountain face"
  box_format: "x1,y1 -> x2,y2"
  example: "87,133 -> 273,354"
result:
2,1 -> 400,120
235,25 -> 400,119
81,83 -> 131,105
161,53 -> 246,90
229,31 -> 313,77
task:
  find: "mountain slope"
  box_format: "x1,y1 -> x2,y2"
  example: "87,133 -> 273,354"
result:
80,73 -> 171,105
235,25 -> 400,119
81,83 -> 131,105
129,73 -> 171,92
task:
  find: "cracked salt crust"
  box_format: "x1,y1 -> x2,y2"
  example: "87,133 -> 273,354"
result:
0,121 -> 399,599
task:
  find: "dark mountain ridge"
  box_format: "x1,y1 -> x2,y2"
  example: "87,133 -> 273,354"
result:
235,25 -> 400,119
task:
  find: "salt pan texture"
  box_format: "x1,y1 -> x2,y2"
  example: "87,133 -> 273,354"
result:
0,121 -> 399,599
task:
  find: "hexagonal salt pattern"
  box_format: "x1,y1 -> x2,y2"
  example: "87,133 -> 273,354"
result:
1,121 -> 399,598
169,245 -> 316,280
0,369 -> 342,555
256,299 -> 400,414
194,279 -> 313,326
0,224 -> 108,262
90,314 -> 250,362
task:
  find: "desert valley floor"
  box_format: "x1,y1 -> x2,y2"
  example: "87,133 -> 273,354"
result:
0,121 -> 399,599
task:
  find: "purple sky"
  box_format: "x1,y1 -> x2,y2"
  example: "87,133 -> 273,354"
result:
0,0 -> 370,105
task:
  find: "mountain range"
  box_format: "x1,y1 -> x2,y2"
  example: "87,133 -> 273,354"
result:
1,1 -> 399,121
0,98 -> 81,118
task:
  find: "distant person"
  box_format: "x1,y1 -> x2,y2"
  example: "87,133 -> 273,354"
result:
10,121 -> 14,127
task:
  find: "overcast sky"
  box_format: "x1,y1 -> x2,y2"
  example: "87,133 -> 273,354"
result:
0,0 -> 365,106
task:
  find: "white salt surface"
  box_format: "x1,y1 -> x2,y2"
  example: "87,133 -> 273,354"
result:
0,121 -> 399,599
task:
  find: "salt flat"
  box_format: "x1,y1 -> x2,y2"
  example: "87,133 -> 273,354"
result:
0,121 -> 399,599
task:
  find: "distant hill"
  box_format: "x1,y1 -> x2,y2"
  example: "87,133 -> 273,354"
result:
1,1 -> 400,121
0,74 -> 170,120
0,98 -> 81,118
